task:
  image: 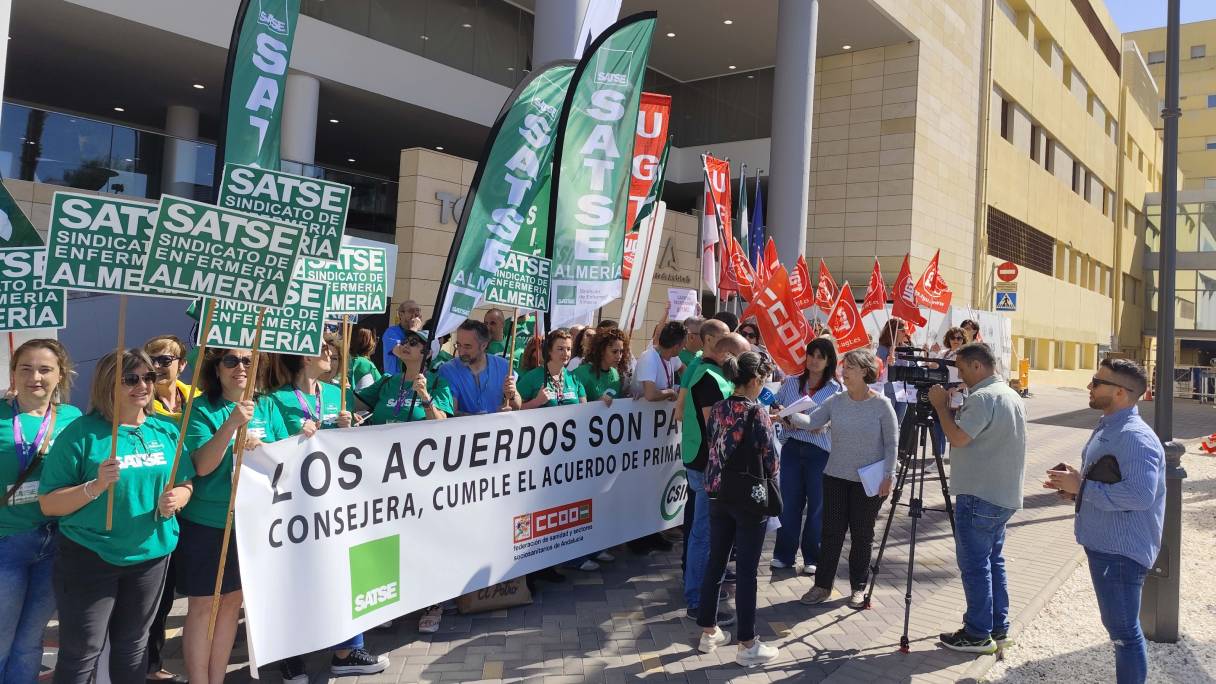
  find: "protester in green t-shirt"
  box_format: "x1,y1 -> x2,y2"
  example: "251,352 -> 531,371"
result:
39,349 -> 194,683
485,308 -> 509,357
359,329 -> 453,424
519,329 -> 587,409
0,339 -> 81,683
177,348 -> 288,684
346,327 -> 383,391
572,328 -> 631,406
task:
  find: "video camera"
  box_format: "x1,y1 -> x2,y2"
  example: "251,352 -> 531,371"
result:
887,346 -> 954,389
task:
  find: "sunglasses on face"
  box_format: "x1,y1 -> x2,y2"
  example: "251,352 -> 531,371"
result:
397,338 -> 425,348
742,330 -> 759,339
1090,377 -> 1134,392
221,355 -> 253,369
949,336 -> 964,342
121,372 -> 158,387
149,355 -> 181,368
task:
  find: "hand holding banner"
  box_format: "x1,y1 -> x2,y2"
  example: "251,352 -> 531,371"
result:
742,266 -> 808,377
826,282 -> 870,353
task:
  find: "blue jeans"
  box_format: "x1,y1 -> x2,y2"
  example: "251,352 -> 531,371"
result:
774,440 -> 829,566
333,633 -> 363,651
1087,549 -> 1149,684
683,468 -> 711,608
954,495 -> 1015,637
0,525 -> 57,684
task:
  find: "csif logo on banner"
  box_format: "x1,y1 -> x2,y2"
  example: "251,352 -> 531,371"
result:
349,535 -> 401,618
660,471 -> 688,521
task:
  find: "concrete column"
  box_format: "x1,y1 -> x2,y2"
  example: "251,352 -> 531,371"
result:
281,72 -> 319,165
533,0 -> 591,65
161,105 -> 199,198
767,0 -> 818,267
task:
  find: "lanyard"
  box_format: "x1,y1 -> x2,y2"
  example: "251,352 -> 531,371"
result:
293,386 -> 322,422
663,357 -> 674,388
392,375 -> 415,419
12,401 -> 55,471
547,370 -> 566,402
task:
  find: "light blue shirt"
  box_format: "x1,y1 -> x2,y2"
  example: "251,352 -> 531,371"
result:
382,325 -> 405,375
1075,406 -> 1166,570
438,354 -> 513,416
773,375 -> 842,452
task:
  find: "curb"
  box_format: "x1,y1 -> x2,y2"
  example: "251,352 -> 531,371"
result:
955,545 -> 1087,684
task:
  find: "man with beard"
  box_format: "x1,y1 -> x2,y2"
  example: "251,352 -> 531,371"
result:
437,319 -> 521,415
1044,358 -> 1164,684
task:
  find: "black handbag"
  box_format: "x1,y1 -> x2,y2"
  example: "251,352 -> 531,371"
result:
715,403 -> 782,517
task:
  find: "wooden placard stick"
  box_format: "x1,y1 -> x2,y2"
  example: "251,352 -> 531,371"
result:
206,305 -> 266,640
105,295 -> 128,531
163,299 -> 215,494
340,315 -> 351,413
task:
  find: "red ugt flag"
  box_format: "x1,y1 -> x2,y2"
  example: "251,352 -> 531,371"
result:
826,282 -> 871,353
725,235 -> 757,301
789,255 -> 816,310
891,254 -> 926,327
914,249 -> 953,314
755,238 -> 780,291
815,259 -> 838,311
861,258 -> 887,316
742,266 -> 808,377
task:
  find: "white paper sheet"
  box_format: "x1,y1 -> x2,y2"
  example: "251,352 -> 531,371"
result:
858,459 -> 887,497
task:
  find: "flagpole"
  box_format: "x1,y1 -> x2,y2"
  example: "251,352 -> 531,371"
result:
624,136 -> 671,334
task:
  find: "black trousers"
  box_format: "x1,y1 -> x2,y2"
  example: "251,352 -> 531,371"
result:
145,553 -> 177,673
814,475 -> 886,592
696,501 -> 766,642
52,535 -> 169,684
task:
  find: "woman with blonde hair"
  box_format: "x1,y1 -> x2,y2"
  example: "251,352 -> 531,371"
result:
0,339 -> 81,682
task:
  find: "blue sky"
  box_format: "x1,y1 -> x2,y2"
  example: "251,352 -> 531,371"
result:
1105,0 -> 1216,33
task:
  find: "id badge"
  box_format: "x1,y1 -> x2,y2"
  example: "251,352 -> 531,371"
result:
8,480 -> 39,505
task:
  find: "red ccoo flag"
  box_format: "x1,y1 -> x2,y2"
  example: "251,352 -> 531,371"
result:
742,266 -> 808,377
861,258 -> 887,316
789,255 -> 816,310
814,259 -> 839,311
914,249 -> 953,313
891,254 -> 926,327
826,282 -> 871,353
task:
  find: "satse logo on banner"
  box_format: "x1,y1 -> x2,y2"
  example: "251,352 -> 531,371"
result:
513,499 -> 593,543
595,48 -> 632,87
257,0 -> 291,35
349,535 -> 401,618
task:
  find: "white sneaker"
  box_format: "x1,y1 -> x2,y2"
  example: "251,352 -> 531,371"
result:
578,559 -> 600,571
802,564 -> 817,575
736,638 -> 779,667
595,551 -> 616,562
769,558 -> 791,569
848,590 -> 867,609
698,626 -> 732,653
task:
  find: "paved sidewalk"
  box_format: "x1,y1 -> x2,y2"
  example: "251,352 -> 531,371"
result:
143,386 -> 1211,683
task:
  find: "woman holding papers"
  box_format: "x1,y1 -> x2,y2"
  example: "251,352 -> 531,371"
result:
770,338 -> 842,574
787,348 -> 897,610
359,329 -> 452,425
177,349 -> 288,684
39,349 -> 193,684
0,340 -> 80,683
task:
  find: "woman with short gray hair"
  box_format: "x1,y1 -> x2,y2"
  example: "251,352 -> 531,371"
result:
783,348 -> 898,609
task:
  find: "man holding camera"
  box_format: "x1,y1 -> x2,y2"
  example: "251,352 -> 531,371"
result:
1044,358 -> 1164,684
927,343 -> 1026,654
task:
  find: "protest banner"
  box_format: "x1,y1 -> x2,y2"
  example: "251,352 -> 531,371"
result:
294,244 -> 388,315
548,12 -> 657,328
0,247 -> 66,332
42,192 -> 184,298
485,251 -> 552,313
667,287 -> 698,322
434,62 -> 576,338
199,279 -> 328,355
218,163 -> 350,261
142,195 -> 305,308
235,398 -> 684,668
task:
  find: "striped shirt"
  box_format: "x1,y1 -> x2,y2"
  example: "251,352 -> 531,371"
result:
1075,405 -> 1166,570
773,375 -> 842,452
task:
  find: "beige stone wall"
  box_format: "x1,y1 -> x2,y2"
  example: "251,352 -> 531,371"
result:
2,178 -> 79,239
394,148 -> 702,357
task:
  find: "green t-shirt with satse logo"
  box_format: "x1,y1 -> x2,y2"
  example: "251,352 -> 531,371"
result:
0,402 -> 83,536
357,372 -> 454,425
38,413 -> 195,566
517,367 -> 586,407
571,365 -> 622,401
266,382 -> 358,436
181,394 -> 289,529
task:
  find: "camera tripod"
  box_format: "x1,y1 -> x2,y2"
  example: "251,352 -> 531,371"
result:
860,392 -> 955,653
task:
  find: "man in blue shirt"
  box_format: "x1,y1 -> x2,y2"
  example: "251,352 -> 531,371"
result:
438,319 -> 520,415
382,300 -> 422,375
1045,358 -> 1164,684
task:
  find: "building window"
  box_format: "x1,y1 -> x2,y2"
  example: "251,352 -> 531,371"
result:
1148,51 -> 1165,64
1083,171 -> 1094,202
1073,161 -> 1084,194
987,206 -> 1055,276
1030,124 -> 1041,163
1207,178 -> 1216,189
1045,138 -> 1056,173
1000,99 -> 1013,142
1209,94 -> 1216,108
1193,45 -> 1207,59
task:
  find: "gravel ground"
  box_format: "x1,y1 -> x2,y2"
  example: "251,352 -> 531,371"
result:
986,440 -> 1216,683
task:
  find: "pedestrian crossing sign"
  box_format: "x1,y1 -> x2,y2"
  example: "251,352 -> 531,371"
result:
995,291 -> 1017,311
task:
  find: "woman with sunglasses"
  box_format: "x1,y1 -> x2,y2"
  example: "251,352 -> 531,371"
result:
39,349 -> 194,683
177,349 -> 288,684
0,340 -> 81,683
737,322 -> 784,382
359,329 -> 452,425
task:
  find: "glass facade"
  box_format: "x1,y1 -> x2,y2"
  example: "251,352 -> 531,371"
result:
1145,202 -> 1216,253
644,68 -> 775,147
0,102 -> 397,235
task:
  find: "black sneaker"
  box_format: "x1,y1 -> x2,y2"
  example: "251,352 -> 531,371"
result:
279,656 -> 307,682
938,628 -> 997,655
330,648 -> 389,676
685,607 -> 737,627
722,568 -> 737,584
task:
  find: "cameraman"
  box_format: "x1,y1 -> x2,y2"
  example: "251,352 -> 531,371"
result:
926,343 -> 1026,654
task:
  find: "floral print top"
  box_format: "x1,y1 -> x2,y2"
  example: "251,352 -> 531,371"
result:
705,395 -> 780,494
